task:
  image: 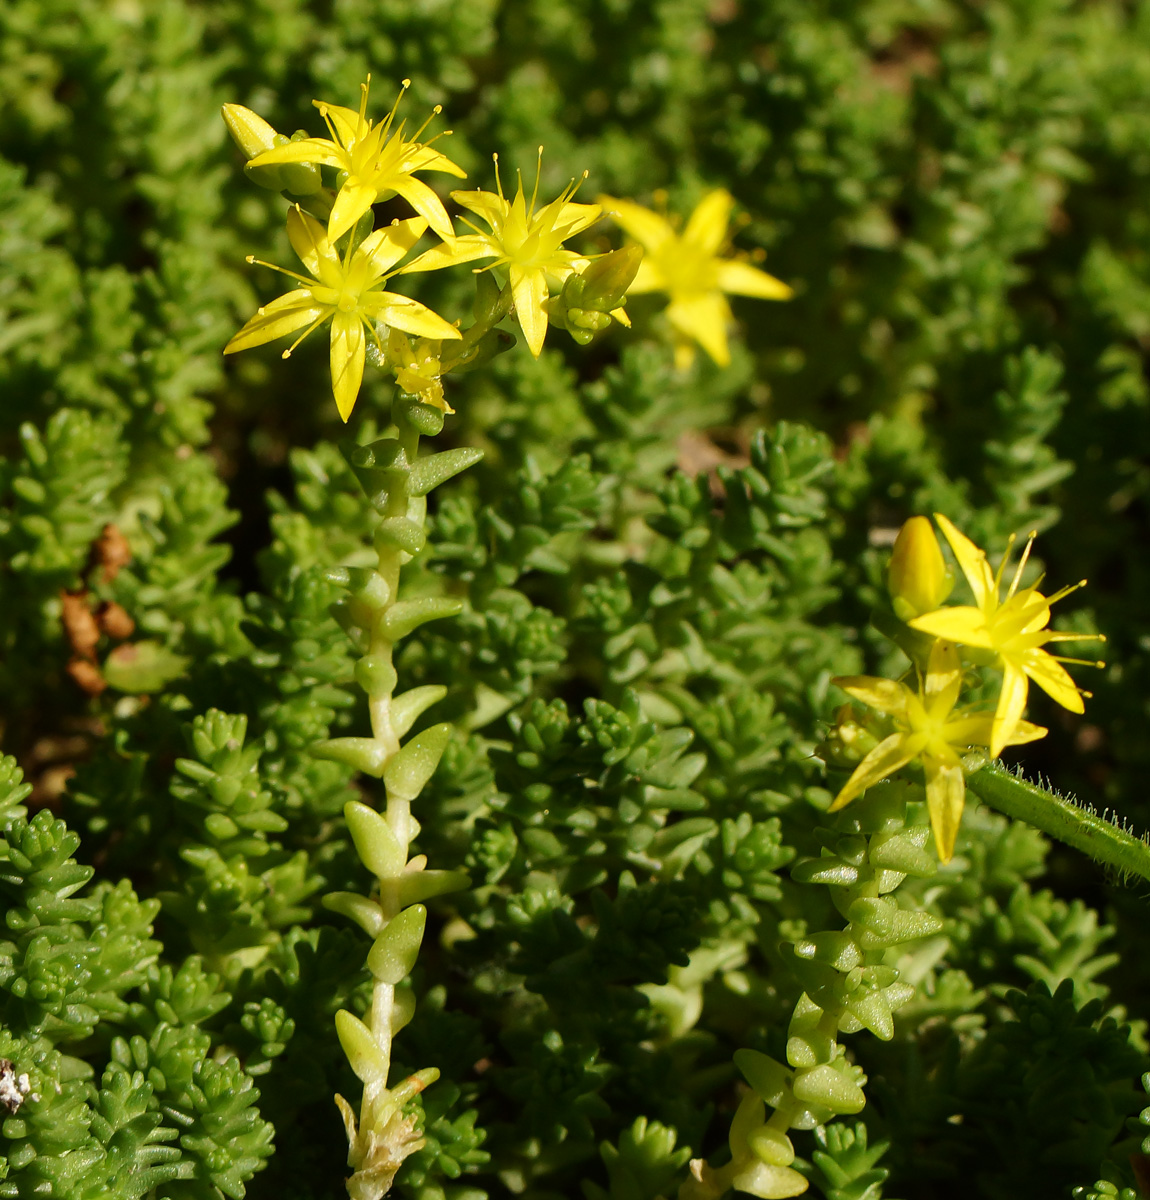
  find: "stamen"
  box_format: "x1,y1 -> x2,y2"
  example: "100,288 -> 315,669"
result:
1045,630 -> 1106,643
408,105 -> 443,145
1051,655 -> 1106,668
993,531 -> 1017,595
492,153 -> 503,200
380,79 -> 410,137
318,103 -> 342,147
556,169 -> 592,209
246,256 -> 316,287
281,312 -> 329,358
1045,579 -> 1088,606
360,76 -> 374,139
1007,531 -> 1037,599
530,146 -> 543,216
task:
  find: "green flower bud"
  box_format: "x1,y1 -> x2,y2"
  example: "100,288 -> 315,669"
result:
221,103 -> 278,161
577,243 -> 644,312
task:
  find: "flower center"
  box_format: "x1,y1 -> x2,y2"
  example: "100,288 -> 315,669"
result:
337,289 -> 359,314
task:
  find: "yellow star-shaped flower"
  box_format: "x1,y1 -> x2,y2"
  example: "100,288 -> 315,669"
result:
224,207 -> 459,422
404,155 -> 602,358
246,77 -> 465,244
908,515 -> 1104,757
831,642 -> 1046,862
598,189 -> 792,369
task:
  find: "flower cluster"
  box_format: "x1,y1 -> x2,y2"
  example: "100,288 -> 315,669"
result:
823,515 -> 1104,861
221,82 -> 641,421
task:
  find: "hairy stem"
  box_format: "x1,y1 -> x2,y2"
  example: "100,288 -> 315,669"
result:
967,760 -> 1150,884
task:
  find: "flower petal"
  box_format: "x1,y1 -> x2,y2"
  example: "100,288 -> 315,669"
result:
405,143 -> 468,178
400,235 -> 494,274
923,753 -> 965,863
626,257 -> 666,295
834,676 -> 910,717
356,217 -> 428,281
1022,649 -> 1084,714
330,312 -> 366,422
510,265 -> 549,357
329,181 -> 380,244
830,733 -> 917,811
666,292 -> 732,367
287,207 -> 336,282
390,175 -> 456,241
598,196 -> 676,253
684,189 -> 734,256
313,102 -> 363,147
933,514 -> 996,610
923,640 -> 962,711
555,201 -> 602,238
908,605 -> 994,649
249,137 -> 346,170
363,293 -> 461,341
715,260 -> 792,300
224,291 -> 327,354
990,659 -> 1030,758
451,189 -> 510,231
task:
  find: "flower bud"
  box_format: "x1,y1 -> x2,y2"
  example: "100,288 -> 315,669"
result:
887,516 -> 953,621
221,103 -> 279,160
223,105 -> 322,194
577,243 -> 644,312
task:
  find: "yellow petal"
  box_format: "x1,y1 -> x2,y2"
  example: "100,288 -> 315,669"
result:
834,675 -> 910,717
405,143 -> 467,178
555,201 -> 602,238
400,235 -> 493,274
610,306 -> 631,328
363,293 -> 461,340
249,137 -> 346,170
330,313 -> 366,422
313,102 -> 363,147
1021,649 -> 1084,714
597,196 -> 676,253
830,733 -> 917,811
923,640 -> 961,709
356,217 -> 428,282
908,605 -> 993,649
715,260 -> 792,300
923,754 -> 965,863
941,714 -> 995,748
329,180 -> 380,244
666,292 -> 732,367
286,207 -> 335,282
990,660 -> 1030,758
224,291 -> 326,354
391,175 -> 456,241
510,265 -> 549,357
684,189 -> 734,256
934,514 -> 996,610
626,257 -> 667,295
451,189 -> 510,230
673,337 -> 696,371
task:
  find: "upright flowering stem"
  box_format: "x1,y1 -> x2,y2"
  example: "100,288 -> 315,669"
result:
684,786 -> 941,1200
316,399 -> 482,1200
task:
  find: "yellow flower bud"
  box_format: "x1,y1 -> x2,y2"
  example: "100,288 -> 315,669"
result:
887,516 -> 953,621
221,103 -> 279,160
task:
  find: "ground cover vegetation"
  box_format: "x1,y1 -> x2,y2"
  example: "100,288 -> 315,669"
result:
2,1 -> 1150,1198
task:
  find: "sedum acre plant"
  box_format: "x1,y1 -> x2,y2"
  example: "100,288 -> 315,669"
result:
3,5 -> 1150,1200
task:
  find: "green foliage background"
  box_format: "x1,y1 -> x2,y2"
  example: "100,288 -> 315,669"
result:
1,1 -> 1150,1198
